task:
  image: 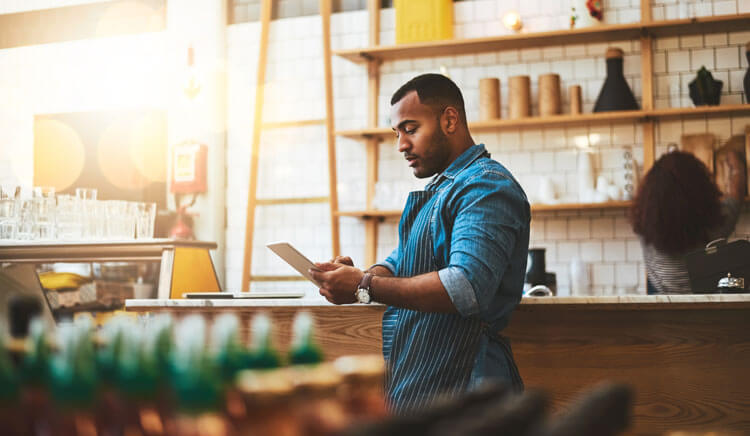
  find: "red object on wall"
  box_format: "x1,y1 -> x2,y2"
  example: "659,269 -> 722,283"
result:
171,142 -> 207,194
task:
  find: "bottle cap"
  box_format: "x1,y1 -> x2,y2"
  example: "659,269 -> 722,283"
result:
606,47 -> 624,59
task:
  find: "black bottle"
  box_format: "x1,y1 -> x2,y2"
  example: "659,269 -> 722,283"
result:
593,48 -> 639,112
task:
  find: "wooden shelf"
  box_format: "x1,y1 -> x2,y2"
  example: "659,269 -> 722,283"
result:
335,201 -> 633,219
647,104 -> 750,120
337,111 -> 645,140
645,14 -> 750,38
334,22 -> 643,64
337,105 -> 750,140
335,210 -> 401,219
531,200 -> 633,212
333,14 -> 750,64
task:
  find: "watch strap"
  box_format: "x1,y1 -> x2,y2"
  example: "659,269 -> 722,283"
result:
358,272 -> 373,292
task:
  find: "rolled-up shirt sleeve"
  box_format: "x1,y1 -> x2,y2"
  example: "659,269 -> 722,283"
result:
372,246 -> 399,276
438,170 -> 527,317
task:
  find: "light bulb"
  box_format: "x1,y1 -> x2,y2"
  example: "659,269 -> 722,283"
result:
503,11 -> 522,31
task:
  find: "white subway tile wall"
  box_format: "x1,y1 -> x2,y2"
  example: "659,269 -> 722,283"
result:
653,30 -> 749,109
223,3 -> 750,295
2,2 -> 748,295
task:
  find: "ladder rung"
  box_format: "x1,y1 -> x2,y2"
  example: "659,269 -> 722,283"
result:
250,275 -> 307,282
256,196 -> 329,205
261,119 -> 326,130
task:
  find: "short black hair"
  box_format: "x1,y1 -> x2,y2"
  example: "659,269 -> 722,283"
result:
390,73 -> 467,122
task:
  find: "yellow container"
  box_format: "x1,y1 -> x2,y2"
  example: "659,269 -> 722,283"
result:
395,0 -> 454,44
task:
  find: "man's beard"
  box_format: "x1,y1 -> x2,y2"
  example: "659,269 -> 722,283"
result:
414,127 -> 451,178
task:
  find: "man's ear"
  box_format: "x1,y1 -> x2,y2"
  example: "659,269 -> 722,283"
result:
441,106 -> 460,134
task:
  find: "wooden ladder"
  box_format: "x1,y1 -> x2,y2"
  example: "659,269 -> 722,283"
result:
240,0 -> 340,292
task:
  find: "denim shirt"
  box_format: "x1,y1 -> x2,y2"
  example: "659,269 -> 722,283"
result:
376,144 -> 530,333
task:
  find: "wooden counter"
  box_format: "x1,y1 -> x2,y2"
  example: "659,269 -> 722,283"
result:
126,295 -> 750,435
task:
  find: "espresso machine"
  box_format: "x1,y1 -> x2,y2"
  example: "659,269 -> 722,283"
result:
524,248 -> 556,296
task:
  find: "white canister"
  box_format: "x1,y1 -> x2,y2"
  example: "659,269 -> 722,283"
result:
570,258 -> 591,296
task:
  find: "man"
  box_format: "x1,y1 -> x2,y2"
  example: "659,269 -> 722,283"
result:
309,73 -> 530,415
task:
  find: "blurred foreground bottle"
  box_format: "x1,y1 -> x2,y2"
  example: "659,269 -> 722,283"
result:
169,315 -> 232,436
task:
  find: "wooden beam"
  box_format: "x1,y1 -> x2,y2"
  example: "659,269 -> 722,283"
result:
255,197 -> 329,206
241,0 -> 272,293
640,0 -> 652,23
364,219 -> 378,268
640,35 -> 653,111
643,120 -> 656,174
261,119 -> 326,130
320,0 -> 340,258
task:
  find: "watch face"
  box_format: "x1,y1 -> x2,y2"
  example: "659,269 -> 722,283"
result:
357,288 -> 370,304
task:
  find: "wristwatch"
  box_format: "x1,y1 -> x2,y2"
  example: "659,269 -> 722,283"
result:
356,272 -> 374,304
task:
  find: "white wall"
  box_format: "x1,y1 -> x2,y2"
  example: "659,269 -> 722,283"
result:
0,32 -> 169,189
224,0 -> 750,297
2,0 -> 749,297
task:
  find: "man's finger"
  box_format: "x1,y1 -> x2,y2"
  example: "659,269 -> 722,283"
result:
319,288 -> 333,301
333,256 -> 354,266
314,262 -> 341,272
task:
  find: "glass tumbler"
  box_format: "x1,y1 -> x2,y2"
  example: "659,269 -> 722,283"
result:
0,198 -> 18,240
105,200 -> 135,239
56,195 -> 83,240
15,199 -> 35,240
134,202 -> 156,239
76,188 -> 98,239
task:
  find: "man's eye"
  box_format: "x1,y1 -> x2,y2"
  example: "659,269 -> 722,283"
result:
405,127 -> 416,135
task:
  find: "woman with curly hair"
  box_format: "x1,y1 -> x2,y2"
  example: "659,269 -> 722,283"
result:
630,150 -> 746,294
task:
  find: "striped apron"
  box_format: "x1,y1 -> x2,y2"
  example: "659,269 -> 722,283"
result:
382,188 -> 522,415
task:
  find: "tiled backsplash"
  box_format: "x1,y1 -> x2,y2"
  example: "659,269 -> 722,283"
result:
224,3 -> 750,296
1,1 -> 749,295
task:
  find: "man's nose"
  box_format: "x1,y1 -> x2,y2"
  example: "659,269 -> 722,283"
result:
397,135 -> 411,153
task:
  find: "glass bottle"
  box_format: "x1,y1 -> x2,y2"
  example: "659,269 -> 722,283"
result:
593,48 -> 639,112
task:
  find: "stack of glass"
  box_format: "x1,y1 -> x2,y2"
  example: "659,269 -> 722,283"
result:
0,186 -> 156,242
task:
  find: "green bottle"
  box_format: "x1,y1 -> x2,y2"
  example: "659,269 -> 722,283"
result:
170,315 -> 223,414
247,313 -> 281,369
18,317 -> 53,436
0,323 -> 22,433
212,313 -> 251,383
48,317 -> 99,436
20,317 -> 51,389
288,311 -> 323,365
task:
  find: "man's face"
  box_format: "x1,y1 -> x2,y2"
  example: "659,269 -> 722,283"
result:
390,91 -> 452,179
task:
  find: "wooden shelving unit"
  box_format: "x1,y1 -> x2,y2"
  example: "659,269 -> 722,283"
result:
530,200 -> 633,213
335,200 -> 634,221
326,3 -> 750,265
333,13 -> 750,63
337,105 -> 750,140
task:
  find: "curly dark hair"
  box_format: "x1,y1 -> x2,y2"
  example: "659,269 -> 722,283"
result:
630,151 -> 724,254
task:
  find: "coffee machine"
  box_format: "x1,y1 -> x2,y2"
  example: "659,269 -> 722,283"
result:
525,248 -> 556,296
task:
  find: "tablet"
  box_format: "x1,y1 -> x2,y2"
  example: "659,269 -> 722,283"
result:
266,242 -> 322,287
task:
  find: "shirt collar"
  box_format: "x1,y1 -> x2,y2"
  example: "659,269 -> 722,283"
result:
426,144 -> 488,189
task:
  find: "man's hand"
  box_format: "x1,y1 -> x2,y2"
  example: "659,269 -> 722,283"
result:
329,255 -> 354,267
310,262 -> 364,305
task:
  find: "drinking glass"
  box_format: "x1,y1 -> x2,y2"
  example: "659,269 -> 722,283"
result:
76,188 -> 98,239
0,198 -> 17,240
56,195 -> 83,240
15,199 -> 35,240
105,200 -> 135,239
134,202 -> 156,239
31,187 -> 56,240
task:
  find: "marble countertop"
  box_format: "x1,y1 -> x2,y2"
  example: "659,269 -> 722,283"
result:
126,293 -> 750,310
